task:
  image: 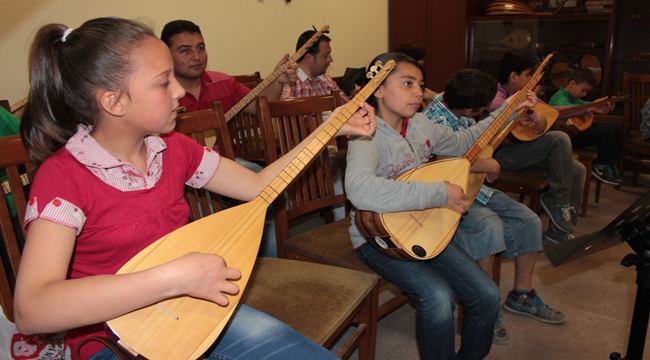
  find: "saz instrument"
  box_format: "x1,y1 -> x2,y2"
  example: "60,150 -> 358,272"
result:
509,102 -> 559,141
551,94 -> 632,137
223,26 -> 330,122
9,97 -> 27,114
548,54 -> 602,88
105,60 -> 396,360
489,29 -> 532,49
355,55 -> 554,260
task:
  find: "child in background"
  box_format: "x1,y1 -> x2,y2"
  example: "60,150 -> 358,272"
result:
13,17 -> 375,360
345,52 -> 535,359
422,68 -> 566,345
548,68 -> 623,185
488,52 -> 586,244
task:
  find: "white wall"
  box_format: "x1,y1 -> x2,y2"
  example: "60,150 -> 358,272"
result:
0,0 -> 388,105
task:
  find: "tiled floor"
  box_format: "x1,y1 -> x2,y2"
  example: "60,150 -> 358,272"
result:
332,174 -> 650,360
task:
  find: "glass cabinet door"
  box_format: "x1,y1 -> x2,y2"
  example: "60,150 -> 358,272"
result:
468,15 -> 610,100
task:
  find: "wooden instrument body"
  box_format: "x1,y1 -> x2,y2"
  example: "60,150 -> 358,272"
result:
355,158 -> 470,260
106,199 -> 266,359
552,113 -> 594,137
511,102 -> 559,141
489,29 -> 532,49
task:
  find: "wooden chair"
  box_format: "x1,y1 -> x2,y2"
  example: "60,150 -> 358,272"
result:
233,72 -> 262,90
490,169 -> 549,213
621,72 -> 650,186
572,146 -> 601,214
0,135 -> 33,322
174,102 -> 379,359
229,72 -> 267,164
256,93 -> 411,323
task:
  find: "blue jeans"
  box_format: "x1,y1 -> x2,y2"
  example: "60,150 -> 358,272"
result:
494,131 -> 585,211
89,305 -> 337,360
234,158 -> 277,258
332,170 -> 345,221
454,190 -> 543,260
357,242 -> 500,360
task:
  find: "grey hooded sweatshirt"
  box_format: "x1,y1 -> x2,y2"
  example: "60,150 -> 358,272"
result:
345,101 -> 516,249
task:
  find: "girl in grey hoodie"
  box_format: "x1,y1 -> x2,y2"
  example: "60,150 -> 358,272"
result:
345,52 -> 535,360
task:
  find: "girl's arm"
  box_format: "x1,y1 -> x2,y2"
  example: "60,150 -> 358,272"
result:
14,220 -> 240,334
204,102 -> 376,201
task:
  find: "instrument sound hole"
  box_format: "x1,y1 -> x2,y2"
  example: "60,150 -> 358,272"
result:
412,245 -> 426,258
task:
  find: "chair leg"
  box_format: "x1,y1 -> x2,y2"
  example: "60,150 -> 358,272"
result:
528,192 -> 540,213
595,180 -> 602,203
492,255 -> 502,287
579,159 -> 592,217
353,285 -> 378,360
633,163 -> 640,187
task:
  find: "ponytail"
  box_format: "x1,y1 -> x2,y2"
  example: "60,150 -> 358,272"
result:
21,17 -> 155,167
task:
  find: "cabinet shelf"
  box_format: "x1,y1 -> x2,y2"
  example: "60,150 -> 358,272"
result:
471,13 -> 611,22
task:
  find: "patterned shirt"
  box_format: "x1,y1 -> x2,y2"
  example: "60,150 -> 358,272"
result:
422,95 -> 494,204
280,67 -> 350,104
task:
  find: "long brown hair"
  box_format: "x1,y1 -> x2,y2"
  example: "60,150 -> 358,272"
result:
21,17 -> 155,167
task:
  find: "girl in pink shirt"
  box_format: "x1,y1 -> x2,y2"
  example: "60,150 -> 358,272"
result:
13,17 -> 375,360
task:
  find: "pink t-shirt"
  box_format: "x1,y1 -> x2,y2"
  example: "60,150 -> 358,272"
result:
23,127 -> 220,358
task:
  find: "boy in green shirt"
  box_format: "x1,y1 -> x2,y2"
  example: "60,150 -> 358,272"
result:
548,68 -> 623,185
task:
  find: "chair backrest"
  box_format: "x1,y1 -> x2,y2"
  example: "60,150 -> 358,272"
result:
174,102 -> 236,220
229,72 -> 267,163
256,91 -> 344,246
0,135 -> 33,322
233,72 -> 262,90
622,72 -> 650,138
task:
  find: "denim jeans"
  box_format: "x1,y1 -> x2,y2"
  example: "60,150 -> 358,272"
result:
357,242 -> 500,360
454,190 -> 543,260
234,157 -> 277,258
332,170 -> 345,221
571,122 -> 624,165
494,131 -> 585,211
89,305 -> 337,360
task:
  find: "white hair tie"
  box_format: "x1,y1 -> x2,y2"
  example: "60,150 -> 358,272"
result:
62,28 -> 74,43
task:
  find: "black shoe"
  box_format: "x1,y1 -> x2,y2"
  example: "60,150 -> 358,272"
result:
592,164 -> 620,185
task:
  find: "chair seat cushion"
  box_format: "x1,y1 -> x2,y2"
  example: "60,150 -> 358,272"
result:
284,218 -> 375,274
626,136 -> 650,155
241,257 -> 378,345
494,170 -> 549,189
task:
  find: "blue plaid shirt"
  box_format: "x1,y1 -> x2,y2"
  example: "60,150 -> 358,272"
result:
422,95 -> 494,204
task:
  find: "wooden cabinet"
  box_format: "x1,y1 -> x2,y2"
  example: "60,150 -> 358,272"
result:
388,0 -> 481,92
468,13 -> 611,100
389,0 -> 649,98
609,1 -> 650,95
466,0 -> 650,100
